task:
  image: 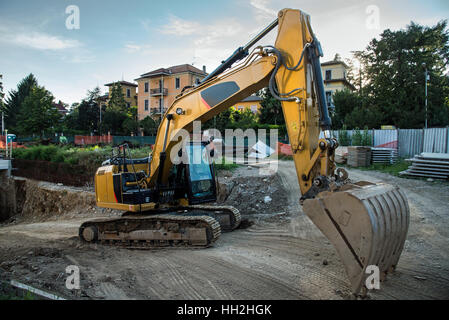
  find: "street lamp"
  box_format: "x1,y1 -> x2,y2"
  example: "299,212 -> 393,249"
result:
422,63 -> 430,129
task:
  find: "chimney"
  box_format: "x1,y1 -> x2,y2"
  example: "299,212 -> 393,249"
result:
203,65 -> 206,73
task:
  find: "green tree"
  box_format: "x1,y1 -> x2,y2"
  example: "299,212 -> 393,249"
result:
16,85 -> 61,137
331,89 -> 362,129
140,116 -> 159,135
107,82 -> 127,112
359,20 -> 449,128
203,108 -> 233,133
4,74 -> 37,130
232,108 -> 258,129
101,109 -> 128,135
258,88 -> 284,126
338,125 -> 351,146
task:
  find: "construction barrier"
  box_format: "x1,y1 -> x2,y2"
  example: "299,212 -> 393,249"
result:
74,135 -> 113,146
0,136 -> 26,149
277,142 -> 293,156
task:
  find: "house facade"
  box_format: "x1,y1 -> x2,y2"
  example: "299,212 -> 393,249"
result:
135,64 -> 207,120
321,60 -> 356,108
231,95 -> 263,114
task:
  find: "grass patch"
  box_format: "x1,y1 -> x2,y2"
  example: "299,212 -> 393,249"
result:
0,281 -> 37,300
214,157 -> 239,171
348,159 -> 410,177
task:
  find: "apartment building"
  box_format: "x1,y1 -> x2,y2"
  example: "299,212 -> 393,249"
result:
135,64 -> 207,120
104,80 -> 138,109
321,59 -> 356,108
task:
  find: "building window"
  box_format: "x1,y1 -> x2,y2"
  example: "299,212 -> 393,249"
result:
238,105 -> 243,111
325,91 -> 332,107
127,88 -> 131,98
127,102 -> 131,109
250,105 -> 258,114
144,82 -> 149,93
144,100 -> 149,111
175,77 -> 180,89
195,78 -> 200,85
325,70 -> 332,81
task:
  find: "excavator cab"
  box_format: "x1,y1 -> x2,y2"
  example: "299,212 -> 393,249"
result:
183,142 -> 217,205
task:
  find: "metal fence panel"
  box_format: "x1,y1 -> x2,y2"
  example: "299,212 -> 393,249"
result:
423,128 -> 448,153
113,136 -> 156,146
373,130 -> 398,148
398,129 -> 423,158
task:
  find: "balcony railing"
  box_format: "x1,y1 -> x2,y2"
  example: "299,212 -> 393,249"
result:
150,107 -> 168,115
150,88 -> 168,96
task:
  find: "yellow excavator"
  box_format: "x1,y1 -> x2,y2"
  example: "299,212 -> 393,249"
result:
80,8 -> 410,296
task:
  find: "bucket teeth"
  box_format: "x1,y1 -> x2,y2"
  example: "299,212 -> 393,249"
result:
303,182 -> 410,295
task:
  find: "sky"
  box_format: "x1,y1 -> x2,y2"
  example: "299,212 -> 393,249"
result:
0,0 -> 448,106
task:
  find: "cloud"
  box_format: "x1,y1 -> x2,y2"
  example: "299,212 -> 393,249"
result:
124,43 -> 142,53
140,19 -> 152,32
1,31 -> 81,50
160,15 -> 201,36
249,0 -> 277,21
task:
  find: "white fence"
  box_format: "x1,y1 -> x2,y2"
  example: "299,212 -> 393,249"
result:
322,127 -> 449,158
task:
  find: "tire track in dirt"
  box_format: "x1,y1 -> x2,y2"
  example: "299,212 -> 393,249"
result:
159,256 -> 205,300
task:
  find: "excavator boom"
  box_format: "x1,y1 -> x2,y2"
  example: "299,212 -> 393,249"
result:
88,8 -> 410,296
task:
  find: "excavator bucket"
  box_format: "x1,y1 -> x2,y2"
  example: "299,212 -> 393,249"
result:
303,182 -> 410,295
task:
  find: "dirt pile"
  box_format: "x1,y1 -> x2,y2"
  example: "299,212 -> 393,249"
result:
217,167 -> 288,220
1,178 -> 97,224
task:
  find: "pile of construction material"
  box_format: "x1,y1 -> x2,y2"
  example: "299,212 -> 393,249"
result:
347,146 -> 372,167
400,153 -> 449,180
334,146 -> 348,164
371,147 -> 398,164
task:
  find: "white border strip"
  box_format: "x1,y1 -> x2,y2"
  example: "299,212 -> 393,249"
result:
10,280 -> 66,300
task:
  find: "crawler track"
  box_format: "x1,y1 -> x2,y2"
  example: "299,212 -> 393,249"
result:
79,214 -> 221,249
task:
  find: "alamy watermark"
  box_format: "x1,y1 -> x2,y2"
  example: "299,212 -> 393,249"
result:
65,265 -> 80,290
65,5 -> 80,30
365,265 -> 380,290
366,5 -> 380,30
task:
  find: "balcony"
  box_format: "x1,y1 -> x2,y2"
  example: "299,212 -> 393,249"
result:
150,88 -> 168,96
150,107 -> 168,115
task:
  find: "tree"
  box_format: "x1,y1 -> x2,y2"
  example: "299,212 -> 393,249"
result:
107,82 -> 127,112
358,20 -> 449,128
16,85 -> 61,136
101,110 -> 128,135
331,89 -> 381,129
4,74 -> 37,130
232,108 -> 258,129
122,105 -> 139,135
258,88 -> 284,126
140,116 -> 159,136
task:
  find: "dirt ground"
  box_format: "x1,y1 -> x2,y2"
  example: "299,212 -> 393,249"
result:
0,161 -> 448,300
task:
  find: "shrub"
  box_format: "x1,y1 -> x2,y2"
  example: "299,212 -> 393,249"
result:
361,127 -> 373,146
352,128 -> 363,146
338,125 -> 351,146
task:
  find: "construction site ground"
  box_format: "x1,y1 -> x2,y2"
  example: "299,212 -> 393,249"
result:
0,160 -> 448,300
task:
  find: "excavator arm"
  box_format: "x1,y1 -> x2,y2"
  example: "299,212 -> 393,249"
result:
90,8 -> 410,296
